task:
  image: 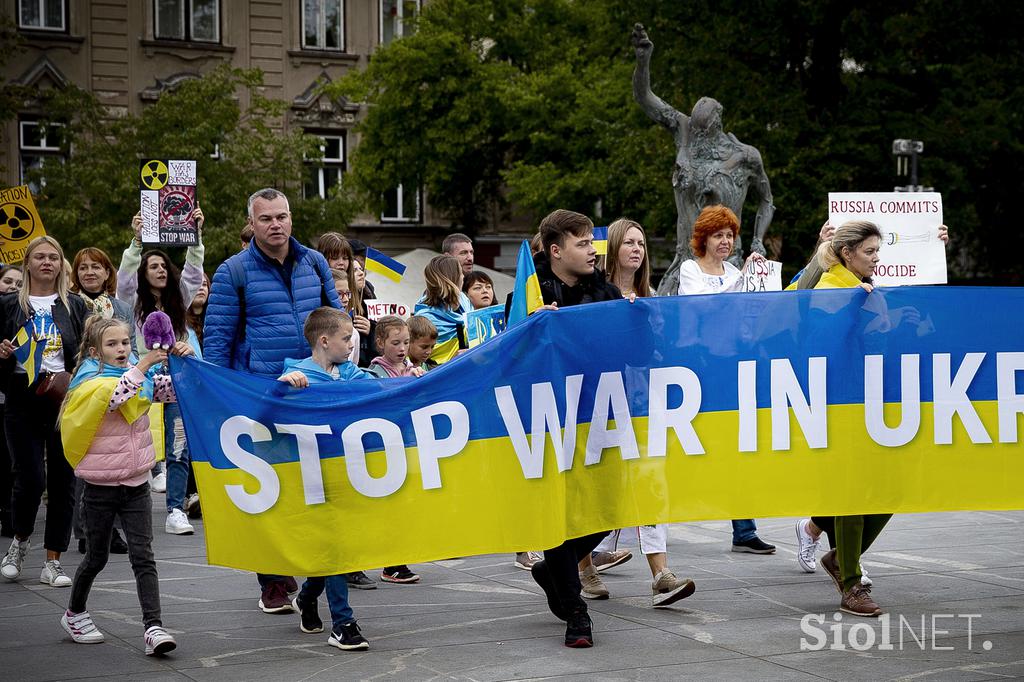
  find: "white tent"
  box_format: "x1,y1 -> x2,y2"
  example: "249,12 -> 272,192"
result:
365,248 -> 515,311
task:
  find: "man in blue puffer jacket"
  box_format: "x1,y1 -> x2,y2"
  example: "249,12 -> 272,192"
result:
205,188 -> 341,375
203,187 -> 341,615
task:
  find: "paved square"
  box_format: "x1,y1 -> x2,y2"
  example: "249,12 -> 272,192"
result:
1,501 -> 1022,681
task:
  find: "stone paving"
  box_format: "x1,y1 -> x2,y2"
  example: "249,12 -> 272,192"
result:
1,501 -> 1022,681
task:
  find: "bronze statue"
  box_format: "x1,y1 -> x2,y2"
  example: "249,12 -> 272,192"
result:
632,23 -> 775,295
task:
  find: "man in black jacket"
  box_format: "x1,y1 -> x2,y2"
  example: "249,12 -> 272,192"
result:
528,209 -> 620,648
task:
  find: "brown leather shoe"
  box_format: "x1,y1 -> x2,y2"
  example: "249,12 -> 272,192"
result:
820,549 -> 844,594
841,583 -> 882,617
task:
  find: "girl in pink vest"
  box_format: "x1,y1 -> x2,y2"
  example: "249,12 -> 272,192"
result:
56,317 -> 178,655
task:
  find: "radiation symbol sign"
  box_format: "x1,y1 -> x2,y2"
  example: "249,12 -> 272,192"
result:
140,159 -> 169,190
0,185 -> 46,264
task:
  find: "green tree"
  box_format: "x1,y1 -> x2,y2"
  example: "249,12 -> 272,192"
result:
30,65 -> 357,268
327,0 -> 1024,282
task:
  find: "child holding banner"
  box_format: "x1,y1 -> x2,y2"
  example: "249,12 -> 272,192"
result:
406,316 -> 438,373
56,317 -> 177,655
276,307 -> 371,649
366,316 -> 424,379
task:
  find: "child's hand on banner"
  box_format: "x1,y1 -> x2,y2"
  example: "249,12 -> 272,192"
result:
278,371 -> 309,388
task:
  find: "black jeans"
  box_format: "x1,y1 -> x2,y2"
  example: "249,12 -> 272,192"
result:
5,374 -> 75,552
0,403 -> 12,530
69,482 -> 162,628
544,531 -> 609,614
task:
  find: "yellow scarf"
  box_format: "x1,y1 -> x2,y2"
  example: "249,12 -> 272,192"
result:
61,377 -> 153,469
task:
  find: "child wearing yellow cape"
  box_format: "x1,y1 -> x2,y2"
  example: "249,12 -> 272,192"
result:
57,317 -> 179,656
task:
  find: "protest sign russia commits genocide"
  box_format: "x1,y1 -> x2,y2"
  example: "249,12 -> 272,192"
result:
171,287 -> 1024,576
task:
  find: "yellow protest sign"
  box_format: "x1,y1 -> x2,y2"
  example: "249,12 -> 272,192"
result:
0,185 -> 46,263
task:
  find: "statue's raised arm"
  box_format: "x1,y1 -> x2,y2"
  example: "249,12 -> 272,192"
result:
632,24 -> 682,130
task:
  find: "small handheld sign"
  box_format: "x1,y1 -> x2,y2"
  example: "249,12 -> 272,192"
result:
139,159 -> 198,246
0,185 -> 47,263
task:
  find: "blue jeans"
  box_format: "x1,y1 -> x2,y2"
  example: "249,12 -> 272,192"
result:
298,575 -> 353,630
732,519 -> 758,543
163,402 -> 190,512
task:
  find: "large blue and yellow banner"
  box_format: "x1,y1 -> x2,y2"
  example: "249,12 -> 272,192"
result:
172,286 -> 1024,575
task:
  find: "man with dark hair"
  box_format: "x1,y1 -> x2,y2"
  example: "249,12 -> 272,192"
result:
442,233 -> 474,275
205,188 -> 342,616
529,209 -> 620,649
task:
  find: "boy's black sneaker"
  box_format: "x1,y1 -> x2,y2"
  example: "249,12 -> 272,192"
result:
381,565 -> 420,583
731,537 -> 776,554
530,559 -> 567,621
345,571 -> 378,590
328,621 -> 369,651
564,609 -> 594,648
293,597 -> 323,633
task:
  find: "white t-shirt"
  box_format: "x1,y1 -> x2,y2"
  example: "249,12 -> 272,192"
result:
677,259 -> 744,295
18,294 -> 66,374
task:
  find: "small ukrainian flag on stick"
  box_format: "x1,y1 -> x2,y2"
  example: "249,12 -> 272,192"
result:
592,226 -> 608,256
507,240 -> 544,327
364,247 -> 407,283
12,319 -> 45,385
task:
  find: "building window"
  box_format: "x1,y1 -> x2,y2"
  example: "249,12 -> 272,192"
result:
380,0 -> 419,45
155,0 -> 220,43
304,133 -> 346,199
19,120 -> 65,192
381,184 -> 420,222
302,0 -> 344,51
18,0 -> 66,32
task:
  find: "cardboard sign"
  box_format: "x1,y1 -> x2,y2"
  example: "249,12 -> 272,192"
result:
0,185 -> 46,263
365,300 -> 410,321
139,159 -> 198,246
467,304 -> 507,348
828,192 -> 946,286
741,259 -> 782,292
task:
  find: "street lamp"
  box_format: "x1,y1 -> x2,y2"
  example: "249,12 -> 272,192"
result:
892,139 -> 932,192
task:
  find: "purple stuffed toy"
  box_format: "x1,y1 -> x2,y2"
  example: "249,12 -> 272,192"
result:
142,310 -> 175,351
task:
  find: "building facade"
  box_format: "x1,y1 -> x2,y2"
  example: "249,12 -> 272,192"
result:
1,0 -> 531,267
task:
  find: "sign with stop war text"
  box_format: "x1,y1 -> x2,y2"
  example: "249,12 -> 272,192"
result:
171,287 -> 1024,576
828,192 -> 946,286
0,185 -> 47,264
139,159 -> 198,246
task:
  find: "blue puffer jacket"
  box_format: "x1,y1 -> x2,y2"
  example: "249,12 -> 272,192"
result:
203,237 -> 342,377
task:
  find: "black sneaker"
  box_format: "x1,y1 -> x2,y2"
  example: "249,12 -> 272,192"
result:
328,621 -> 369,651
731,537 -> 776,554
293,597 -> 323,633
345,571 -> 378,590
109,530 -> 128,555
381,565 -> 420,583
530,559 -> 567,621
564,609 -> 593,648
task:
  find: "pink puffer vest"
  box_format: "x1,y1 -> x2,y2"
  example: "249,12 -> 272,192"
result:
74,409 -> 154,487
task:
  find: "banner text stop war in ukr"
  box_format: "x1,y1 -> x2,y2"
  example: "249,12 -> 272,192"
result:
170,286 -> 1024,576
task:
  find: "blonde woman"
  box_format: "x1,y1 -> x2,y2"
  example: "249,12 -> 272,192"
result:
0,236 -> 89,586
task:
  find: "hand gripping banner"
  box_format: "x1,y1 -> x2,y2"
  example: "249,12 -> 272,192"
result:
171,287 -> 1024,575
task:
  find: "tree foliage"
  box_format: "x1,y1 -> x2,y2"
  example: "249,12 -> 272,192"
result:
328,0 -> 1024,282
29,65 -> 358,268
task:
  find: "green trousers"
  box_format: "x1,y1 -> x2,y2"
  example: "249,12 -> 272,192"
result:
835,514 -> 892,591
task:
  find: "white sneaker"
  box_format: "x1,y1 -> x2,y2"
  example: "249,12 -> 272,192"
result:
165,509 -> 194,535
151,472 -> 167,493
795,519 -> 820,573
860,565 -> 872,586
61,610 -> 104,643
144,625 -> 177,656
1,538 -> 29,580
40,559 -> 72,587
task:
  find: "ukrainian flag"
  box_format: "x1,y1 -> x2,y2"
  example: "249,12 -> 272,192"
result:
592,226 -> 608,256
12,319 -> 44,385
507,240 -> 543,327
364,247 -> 407,283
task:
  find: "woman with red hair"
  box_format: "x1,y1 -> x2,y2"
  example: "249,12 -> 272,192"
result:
676,205 -> 764,295
677,205 -> 776,555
